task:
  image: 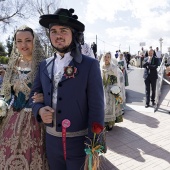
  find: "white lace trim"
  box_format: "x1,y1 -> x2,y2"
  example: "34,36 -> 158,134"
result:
17,67 -> 32,72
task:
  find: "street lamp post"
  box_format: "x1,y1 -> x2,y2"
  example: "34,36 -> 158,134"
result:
103,41 -> 105,53
159,38 -> 163,52
168,47 -> 170,56
119,44 -> 121,51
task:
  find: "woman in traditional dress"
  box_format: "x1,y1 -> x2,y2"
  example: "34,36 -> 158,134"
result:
0,25 -> 49,170
100,52 -> 123,131
117,53 -> 129,86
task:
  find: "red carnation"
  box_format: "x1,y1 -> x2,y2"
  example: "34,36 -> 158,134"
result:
92,122 -> 104,134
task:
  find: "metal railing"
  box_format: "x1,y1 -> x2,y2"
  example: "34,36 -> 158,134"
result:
155,53 -> 170,112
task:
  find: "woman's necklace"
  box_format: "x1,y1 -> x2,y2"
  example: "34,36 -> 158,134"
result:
21,57 -> 32,67
24,59 -> 32,67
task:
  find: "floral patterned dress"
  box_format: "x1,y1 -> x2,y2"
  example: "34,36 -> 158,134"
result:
0,67 -> 48,170
101,64 -> 123,129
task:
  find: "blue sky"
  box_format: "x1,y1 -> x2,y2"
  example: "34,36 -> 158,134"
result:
1,0 -> 170,55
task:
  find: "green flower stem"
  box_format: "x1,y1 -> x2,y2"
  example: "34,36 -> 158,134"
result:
93,133 -> 96,148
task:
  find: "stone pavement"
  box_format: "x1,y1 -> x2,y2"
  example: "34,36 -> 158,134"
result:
101,66 -> 170,170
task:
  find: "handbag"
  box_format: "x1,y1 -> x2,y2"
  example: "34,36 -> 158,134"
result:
0,98 -> 8,123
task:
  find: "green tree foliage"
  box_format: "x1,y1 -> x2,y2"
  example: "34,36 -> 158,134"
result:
0,42 -> 8,64
6,36 -> 13,57
0,56 -> 9,64
0,42 -> 6,56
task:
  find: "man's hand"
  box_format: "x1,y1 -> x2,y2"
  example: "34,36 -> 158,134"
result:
39,106 -> 54,124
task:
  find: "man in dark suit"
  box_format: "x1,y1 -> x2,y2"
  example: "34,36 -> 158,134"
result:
143,49 -> 159,108
91,42 -> 97,58
125,52 -> 131,68
29,8 -> 104,170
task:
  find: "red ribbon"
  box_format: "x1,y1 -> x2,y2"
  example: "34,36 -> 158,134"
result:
62,119 -> 71,160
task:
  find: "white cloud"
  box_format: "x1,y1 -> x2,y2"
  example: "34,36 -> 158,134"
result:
85,0 -> 133,23
1,0 -> 170,54
83,0 -> 170,54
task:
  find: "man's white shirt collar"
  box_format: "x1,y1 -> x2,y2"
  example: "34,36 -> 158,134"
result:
54,52 -> 73,75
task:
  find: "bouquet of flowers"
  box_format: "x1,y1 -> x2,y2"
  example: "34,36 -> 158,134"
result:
102,71 -> 117,87
84,122 -> 106,170
110,85 -> 120,95
0,98 -> 8,123
110,85 -> 123,105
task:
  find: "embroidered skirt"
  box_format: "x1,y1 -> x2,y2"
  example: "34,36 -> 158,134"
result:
0,108 -> 49,170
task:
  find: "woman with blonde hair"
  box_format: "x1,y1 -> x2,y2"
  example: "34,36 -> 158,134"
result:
100,52 -> 123,130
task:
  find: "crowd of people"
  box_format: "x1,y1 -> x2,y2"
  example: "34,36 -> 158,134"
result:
133,46 -> 162,68
3,4 -> 169,170
0,5 -> 162,167
0,7 -> 132,170
0,6 -> 163,169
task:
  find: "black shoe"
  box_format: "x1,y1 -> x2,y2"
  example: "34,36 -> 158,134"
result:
152,102 -> 156,106
106,125 -> 113,131
145,104 -> 150,108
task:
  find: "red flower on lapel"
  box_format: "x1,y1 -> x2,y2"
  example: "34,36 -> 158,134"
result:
64,66 -> 77,78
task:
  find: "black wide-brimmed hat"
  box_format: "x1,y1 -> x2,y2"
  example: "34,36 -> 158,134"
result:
39,8 -> 85,32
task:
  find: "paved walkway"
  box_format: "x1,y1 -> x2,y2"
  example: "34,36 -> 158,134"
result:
101,66 -> 170,170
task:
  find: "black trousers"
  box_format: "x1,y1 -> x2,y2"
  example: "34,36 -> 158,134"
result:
46,133 -> 86,170
144,78 -> 157,105
140,57 -> 144,68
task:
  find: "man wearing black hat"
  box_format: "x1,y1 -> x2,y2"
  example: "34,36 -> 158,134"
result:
30,8 -> 104,170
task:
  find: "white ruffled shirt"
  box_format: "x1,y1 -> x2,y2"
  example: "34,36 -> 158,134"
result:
52,52 -> 73,104
47,52 -> 73,135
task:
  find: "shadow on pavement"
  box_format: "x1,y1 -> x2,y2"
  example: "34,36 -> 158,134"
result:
126,89 -> 145,104
123,110 -> 160,128
106,126 -> 170,164
100,155 -> 119,170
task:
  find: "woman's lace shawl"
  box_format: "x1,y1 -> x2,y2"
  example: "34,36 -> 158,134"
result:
1,25 -> 46,101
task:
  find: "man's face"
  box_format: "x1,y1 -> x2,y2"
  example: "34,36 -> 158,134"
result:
148,50 -> 154,57
50,25 -> 72,51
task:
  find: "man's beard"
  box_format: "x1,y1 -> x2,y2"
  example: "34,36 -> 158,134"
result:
54,45 -> 71,53
50,35 -> 79,56
51,39 -> 75,54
